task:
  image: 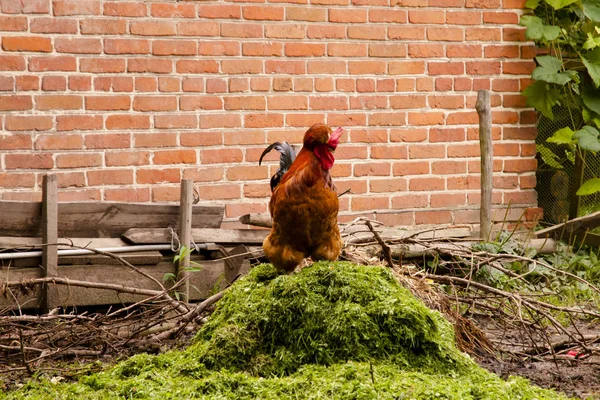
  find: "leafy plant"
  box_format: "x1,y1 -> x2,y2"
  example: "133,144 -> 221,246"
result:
164,245 -> 203,301
521,0 -> 600,194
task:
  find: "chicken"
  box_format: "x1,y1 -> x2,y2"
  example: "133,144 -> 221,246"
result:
262,123 -> 344,273
259,141 -> 297,192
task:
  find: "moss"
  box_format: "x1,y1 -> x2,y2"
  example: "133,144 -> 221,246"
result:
2,262 -> 572,400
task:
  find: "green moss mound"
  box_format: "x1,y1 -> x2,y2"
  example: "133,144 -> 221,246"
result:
2,262 -> 571,400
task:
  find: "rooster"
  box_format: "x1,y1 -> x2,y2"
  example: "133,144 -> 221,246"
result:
261,123 -> 344,273
259,141 -> 297,192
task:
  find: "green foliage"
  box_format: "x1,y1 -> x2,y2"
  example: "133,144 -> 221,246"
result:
164,245 -> 203,301
2,263 -> 571,400
523,0 -> 600,194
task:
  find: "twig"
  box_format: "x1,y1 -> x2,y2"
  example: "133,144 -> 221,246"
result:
365,220 -> 394,269
18,329 -> 33,375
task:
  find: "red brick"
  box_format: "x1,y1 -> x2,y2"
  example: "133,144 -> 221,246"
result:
41,76 -> 66,91
28,56 -> 76,71
409,177 -> 444,191
35,133 -> 82,150
428,62 -> 464,75
106,115 -> 150,130
327,113 -> 366,127
0,76 -> 13,90
180,96 -> 223,111
389,94 -> 426,109
466,27 -> 501,41
133,96 -> 177,112
329,8 -> 366,23
202,184 -> 242,200
36,95 -> 81,110
368,43 -> 406,58
287,7 -> 326,21
408,112 -> 444,126
0,16 -> 28,31
466,0 -> 500,8
153,115 -> 196,130
409,10 -> 444,24
176,60 -> 218,74
267,60 -> 306,74
265,24 -> 305,39
151,3 -> 195,18
94,76 -> 133,92
307,24 -> 345,39
244,113 -> 284,128
392,161 -> 429,176
201,148 -> 243,164
5,153 -> 53,169
222,59 -> 263,74
85,134 -> 130,149
285,42 -> 325,57
354,162 -> 390,176
285,113 -> 325,127
130,21 -> 176,36
349,61 -> 386,75
80,19 -> 126,34
484,11 -> 518,24
0,95 -> 31,110
55,37 -> 101,53
137,168 -> 180,184
200,114 -> 241,128
128,58 -> 172,74
504,190 -> 537,205
104,39 -> 150,54
428,95 -> 464,109
1,0 -> 49,13
5,116 -> 52,131
2,36 -> 52,52
225,202 -> 267,218
388,61 -> 425,75
504,159 -> 537,173
415,210 -> 452,224
153,149 -> 196,165
243,5 -> 284,20
53,0 -> 100,15
221,22 -> 262,38
58,189 -> 101,202
87,169 -> 133,186
351,196 -> 389,211
390,128 -> 427,143
447,44 -> 482,58
0,133 -> 32,149
226,165 -> 269,181
448,143 -> 480,158
31,18 -> 77,33
0,172 -> 35,188
348,26 -> 386,40
371,145 -> 408,159
158,77 -> 183,91
229,78 -> 249,92
153,40 -> 197,56
80,58 -> 125,73
5,75 -> 29,89
104,2 -> 147,17
370,178 -> 407,193
198,4 -> 241,19
56,115 -> 102,131
134,133 -> 176,148
105,188 -> 150,202
85,95 -> 130,111
199,40 -> 240,56
369,9 -> 406,23
224,96 -> 266,110
181,132 -> 223,147
369,113 -> 405,126
446,10 -> 481,25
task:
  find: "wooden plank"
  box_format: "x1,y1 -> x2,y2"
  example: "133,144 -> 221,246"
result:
0,201 -> 224,238
178,180 -> 194,302
535,210 -> 600,240
41,175 -> 58,312
0,258 -> 250,309
239,212 -> 273,228
476,89 -> 493,241
0,237 -> 130,250
58,251 -> 164,266
123,228 -> 268,245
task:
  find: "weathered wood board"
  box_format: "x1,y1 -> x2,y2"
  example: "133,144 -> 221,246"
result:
123,228 -> 268,245
0,258 -> 250,309
0,201 -> 224,238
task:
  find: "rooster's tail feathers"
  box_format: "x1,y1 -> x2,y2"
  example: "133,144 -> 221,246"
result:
259,141 -> 297,171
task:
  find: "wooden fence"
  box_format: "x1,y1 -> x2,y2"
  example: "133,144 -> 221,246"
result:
0,177 -> 266,311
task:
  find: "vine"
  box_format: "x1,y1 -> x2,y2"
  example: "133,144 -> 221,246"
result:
520,0 -> 600,194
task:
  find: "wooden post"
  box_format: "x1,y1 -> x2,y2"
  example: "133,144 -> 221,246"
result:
178,180 -> 194,302
476,90 -> 493,241
41,174 -> 58,312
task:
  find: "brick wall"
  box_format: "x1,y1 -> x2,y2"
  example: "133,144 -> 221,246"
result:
0,0 -> 538,227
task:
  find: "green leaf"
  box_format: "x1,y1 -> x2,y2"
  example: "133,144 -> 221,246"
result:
547,127 -> 576,144
542,25 -> 561,40
582,86 -> 600,115
526,0 -> 540,7
536,55 -> 562,70
577,178 -> 600,195
582,0 -> 600,22
583,32 -> 600,50
523,81 -> 561,118
583,107 -> 600,128
520,15 -> 544,40
543,0 -> 577,9
536,144 -> 564,169
573,125 -> 600,151
582,56 -> 600,87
